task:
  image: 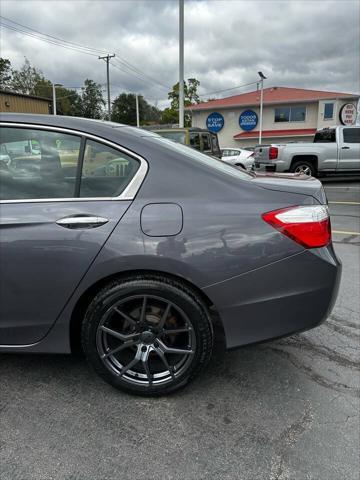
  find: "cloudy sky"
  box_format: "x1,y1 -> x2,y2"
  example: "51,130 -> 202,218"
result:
1,0 -> 359,108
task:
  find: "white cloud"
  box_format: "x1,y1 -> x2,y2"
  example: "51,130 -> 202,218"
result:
1,0 -> 359,109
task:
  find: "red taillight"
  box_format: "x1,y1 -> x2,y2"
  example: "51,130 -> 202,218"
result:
262,205 -> 331,248
269,146 -> 278,160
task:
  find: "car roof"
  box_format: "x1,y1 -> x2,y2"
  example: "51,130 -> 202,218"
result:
0,112 -> 152,136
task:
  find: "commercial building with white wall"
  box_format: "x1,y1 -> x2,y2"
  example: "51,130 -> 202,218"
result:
189,86 -> 359,149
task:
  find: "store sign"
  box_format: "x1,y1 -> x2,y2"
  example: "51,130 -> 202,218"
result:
339,103 -> 357,125
239,110 -> 258,131
206,112 -> 224,133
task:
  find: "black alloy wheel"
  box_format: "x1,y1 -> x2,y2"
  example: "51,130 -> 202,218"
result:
82,276 -> 213,395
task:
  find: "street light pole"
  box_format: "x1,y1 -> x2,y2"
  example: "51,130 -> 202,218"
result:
258,71 -> 267,145
52,83 -> 62,115
136,94 -> 140,127
179,0 -> 184,128
98,54 -> 115,119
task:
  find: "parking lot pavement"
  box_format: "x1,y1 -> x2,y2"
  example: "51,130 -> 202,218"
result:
0,181 -> 359,480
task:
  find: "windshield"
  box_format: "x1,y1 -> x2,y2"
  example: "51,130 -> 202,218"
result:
146,136 -> 253,181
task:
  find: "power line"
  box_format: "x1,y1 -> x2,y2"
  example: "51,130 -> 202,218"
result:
0,15 -> 170,91
0,22 -> 100,57
0,15 -> 108,55
110,61 -> 169,93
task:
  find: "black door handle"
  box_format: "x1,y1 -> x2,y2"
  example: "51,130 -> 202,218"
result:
341,146 -> 350,150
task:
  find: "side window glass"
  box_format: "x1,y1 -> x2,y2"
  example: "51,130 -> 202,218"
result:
343,128 -> 360,144
0,127 -> 81,201
210,134 -> 219,153
80,140 -> 140,198
201,134 -> 211,152
189,133 -> 200,150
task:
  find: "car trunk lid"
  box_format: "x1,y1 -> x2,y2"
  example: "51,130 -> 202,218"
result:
251,171 -> 327,204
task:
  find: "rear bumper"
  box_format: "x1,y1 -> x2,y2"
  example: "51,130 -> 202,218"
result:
203,246 -> 341,349
254,161 -> 288,173
254,162 -> 277,172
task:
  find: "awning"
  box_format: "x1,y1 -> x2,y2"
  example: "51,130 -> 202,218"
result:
234,128 -> 317,140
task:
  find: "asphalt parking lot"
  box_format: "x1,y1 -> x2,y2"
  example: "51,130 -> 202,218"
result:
0,179 -> 359,480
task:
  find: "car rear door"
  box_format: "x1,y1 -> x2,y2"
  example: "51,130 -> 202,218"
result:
338,127 -> 360,171
0,123 -> 145,345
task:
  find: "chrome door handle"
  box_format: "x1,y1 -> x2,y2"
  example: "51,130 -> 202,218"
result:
56,215 -> 109,229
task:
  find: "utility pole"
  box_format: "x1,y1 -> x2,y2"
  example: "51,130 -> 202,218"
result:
179,0 -> 184,128
135,94 -> 140,127
98,54 -> 115,119
258,71 -> 267,145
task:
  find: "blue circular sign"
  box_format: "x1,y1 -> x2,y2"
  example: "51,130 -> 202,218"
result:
239,110 -> 258,131
206,112 -> 224,133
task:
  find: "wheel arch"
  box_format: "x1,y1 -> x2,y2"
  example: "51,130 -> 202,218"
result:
290,155 -> 318,172
69,269 -> 222,353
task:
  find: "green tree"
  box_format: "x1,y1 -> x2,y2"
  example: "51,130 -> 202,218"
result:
161,107 -> 179,124
0,58 -> 12,89
164,78 -> 200,126
34,79 -> 82,116
168,78 -> 200,110
10,58 -> 45,95
111,93 -> 161,125
79,79 -> 105,119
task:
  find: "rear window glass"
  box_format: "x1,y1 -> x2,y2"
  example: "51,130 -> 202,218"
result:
147,137 -> 253,181
314,129 -> 336,143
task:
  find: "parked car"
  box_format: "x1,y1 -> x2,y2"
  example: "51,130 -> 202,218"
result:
253,126 -> 360,176
150,127 -> 221,158
221,147 -> 255,170
0,113 -> 341,396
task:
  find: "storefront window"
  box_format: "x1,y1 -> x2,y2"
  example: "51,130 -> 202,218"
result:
275,106 -> 306,122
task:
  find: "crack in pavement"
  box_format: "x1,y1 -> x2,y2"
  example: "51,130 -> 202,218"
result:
329,314 -> 359,331
270,403 -> 313,480
275,335 -> 359,370
269,348 -> 360,398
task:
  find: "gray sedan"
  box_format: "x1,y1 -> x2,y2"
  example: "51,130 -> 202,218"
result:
0,113 -> 341,396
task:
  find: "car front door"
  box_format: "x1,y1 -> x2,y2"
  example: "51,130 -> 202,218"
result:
338,127 -> 360,171
0,124 -> 144,345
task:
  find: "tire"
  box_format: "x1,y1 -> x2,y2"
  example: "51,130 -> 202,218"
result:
235,163 -> 246,169
81,275 -> 213,396
290,160 -> 316,177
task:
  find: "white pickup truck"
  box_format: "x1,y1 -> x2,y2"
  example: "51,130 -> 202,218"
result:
253,126 -> 360,176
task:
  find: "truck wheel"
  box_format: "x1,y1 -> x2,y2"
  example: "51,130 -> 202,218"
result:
290,160 -> 316,177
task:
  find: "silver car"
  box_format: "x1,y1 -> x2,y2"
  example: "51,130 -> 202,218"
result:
221,147 -> 255,170
0,113 -> 341,396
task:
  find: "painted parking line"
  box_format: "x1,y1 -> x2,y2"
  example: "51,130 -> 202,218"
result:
332,230 -> 360,236
328,201 -> 360,205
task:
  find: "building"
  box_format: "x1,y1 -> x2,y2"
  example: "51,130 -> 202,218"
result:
0,90 -> 52,115
189,86 -> 359,148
